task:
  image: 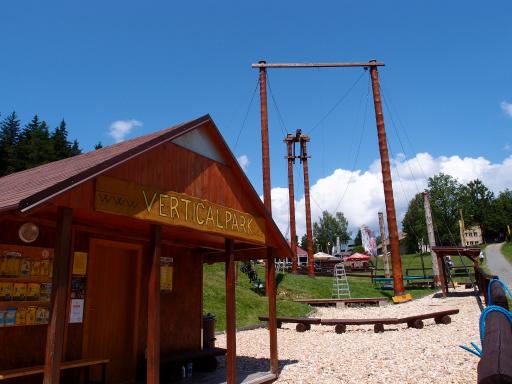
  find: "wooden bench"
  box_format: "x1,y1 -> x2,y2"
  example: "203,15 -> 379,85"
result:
295,297 -> 388,308
258,316 -> 321,332
321,318 -> 398,333
160,347 -> 226,372
0,358 -> 109,382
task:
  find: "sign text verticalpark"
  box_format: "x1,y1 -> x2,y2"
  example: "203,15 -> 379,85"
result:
94,176 -> 266,244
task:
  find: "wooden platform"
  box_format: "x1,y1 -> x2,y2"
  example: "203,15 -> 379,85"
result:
173,370 -> 277,384
295,297 -> 388,307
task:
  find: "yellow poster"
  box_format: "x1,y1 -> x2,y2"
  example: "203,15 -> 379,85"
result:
160,257 -> 173,291
73,252 -> 88,276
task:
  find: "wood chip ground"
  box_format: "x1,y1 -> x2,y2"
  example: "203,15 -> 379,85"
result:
216,287 -> 481,383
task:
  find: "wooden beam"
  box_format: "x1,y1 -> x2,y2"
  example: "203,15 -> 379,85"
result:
267,247 -> 278,375
147,224 -> 161,384
43,207 -> 73,384
252,61 -> 385,68
225,238 -> 236,384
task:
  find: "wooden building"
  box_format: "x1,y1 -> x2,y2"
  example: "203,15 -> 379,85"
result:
0,115 -> 290,383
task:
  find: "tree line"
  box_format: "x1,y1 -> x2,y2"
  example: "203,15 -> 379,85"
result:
402,173 -> 512,252
0,111 -> 83,176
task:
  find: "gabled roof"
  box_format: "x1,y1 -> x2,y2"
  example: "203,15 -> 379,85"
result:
0,115 -> 210,213
0,114 -> 293,257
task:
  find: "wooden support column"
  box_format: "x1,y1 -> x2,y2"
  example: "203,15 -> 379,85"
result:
43,207 -> 73,384
225,239 -> 236,384
147,224 -> 161,384
267,247 -> 278,375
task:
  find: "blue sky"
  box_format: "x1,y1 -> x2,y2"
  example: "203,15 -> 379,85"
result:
1,1 -> 511,239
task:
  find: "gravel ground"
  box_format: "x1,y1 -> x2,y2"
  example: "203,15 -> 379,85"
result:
216,287 -> 482,384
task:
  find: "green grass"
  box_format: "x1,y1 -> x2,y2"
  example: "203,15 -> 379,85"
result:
203,258 -> 436,331
502,242 -> 512,264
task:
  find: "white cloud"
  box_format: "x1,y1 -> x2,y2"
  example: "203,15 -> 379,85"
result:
501,101 -> 512,117
108,119 -> 143,143
504,143 -> 511,151
237,155 -> 250,171
270,153 -> 512,240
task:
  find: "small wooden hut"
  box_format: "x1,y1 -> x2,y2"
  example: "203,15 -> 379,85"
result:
0,115 -> 290,383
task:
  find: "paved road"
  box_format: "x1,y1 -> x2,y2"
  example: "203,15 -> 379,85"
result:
485,242 -> 512,287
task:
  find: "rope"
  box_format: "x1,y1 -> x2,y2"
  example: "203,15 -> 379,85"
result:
307,69 -> 366,135
233,78 -> 260,151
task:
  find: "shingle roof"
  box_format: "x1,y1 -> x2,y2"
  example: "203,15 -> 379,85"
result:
0,114 -> 210,213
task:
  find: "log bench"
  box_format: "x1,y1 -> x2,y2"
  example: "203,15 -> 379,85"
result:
321,318 -> 398,333
258,316 -> 321,332
322,309 -> 459,333
160,347 -> 226,372
295,297 -> 388,308
0,358 -> 109,382
398,309 -> 459,329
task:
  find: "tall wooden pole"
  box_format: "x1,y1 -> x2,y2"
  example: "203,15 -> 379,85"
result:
378,212 -> 390,278
43,207 -> 73,384
423,192 -> 441,287
225,239 -> 236,384
369,60 -> 404,296
300,135 -> 315,277
285,135 -> 298,273
259,60 -> 272,213
259,60 -> 273,294
147,224 -> 161,384
267,247 -> 278,374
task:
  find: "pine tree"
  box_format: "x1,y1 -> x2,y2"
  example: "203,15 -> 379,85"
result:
94,141 -> 103,150
70,139 -> 81,156
16,115 -> 54,169
0,111 -> 21,176
52,119 -> 72,160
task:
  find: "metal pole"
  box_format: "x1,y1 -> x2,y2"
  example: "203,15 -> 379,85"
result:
259,60 -> 272,213
300,135 -> 315,277
369,60 -> 404,296
285,135 -> 298,273
423,192 -> 441,286
378,212 -> 390,278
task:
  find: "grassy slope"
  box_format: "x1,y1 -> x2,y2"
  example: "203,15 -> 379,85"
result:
203,254 -> 439,331
502,242 -> 512,264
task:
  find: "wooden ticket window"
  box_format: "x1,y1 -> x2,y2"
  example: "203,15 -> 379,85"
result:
82,239 -> 142,384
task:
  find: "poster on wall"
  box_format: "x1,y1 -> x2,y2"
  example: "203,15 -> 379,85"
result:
69,299 -> 84,323
160,257 -> 173,292
72,252 -> 88,276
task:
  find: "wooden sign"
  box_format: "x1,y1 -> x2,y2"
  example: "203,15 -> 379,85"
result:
95,176 -> 266,244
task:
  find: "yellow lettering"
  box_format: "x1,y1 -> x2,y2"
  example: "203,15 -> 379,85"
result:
247,218 -> 254,234
239,215 -> 246,233
170,196 -> 179,219
231,214 -> 239,231
181,198 -> 191,220
225,210 -> 232,228
206,206 -> 214,225
196,202 -> 205,224
159,194 -> 169,217
142,190 -> 157,213
216,208 -> 223,229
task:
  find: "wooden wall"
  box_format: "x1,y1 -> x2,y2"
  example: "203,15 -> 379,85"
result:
0,218 -> 204,383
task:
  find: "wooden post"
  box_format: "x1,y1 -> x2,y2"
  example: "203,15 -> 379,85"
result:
225,239 -> 236,384
300,135 -> 315,277
43,207 -> 73,384
267,247 -> 278,375
369,60 -> 404,296
378,212 -> 390,278
423,192 -> 441,286
147,225 -> 161,384
285,134 -> 298,273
